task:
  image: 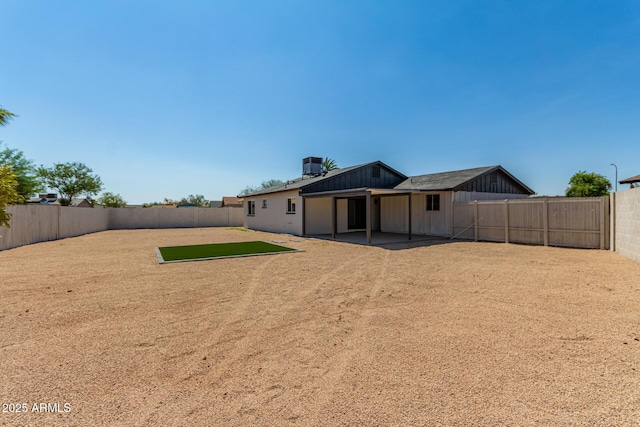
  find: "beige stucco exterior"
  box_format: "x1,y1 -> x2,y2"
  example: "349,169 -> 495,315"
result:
243,189 -> 303,235
245,189 -> 529,239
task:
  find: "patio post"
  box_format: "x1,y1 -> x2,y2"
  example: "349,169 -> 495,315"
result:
331,196 -> 336,239
366,191 -> 372,245
408,193 -> 412,240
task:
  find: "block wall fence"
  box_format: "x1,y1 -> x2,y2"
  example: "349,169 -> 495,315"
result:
610,187 -> 640,264
0,206 -> 243,251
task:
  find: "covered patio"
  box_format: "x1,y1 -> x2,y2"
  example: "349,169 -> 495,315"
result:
306,231 -> 447,246
302,188 -> 416,245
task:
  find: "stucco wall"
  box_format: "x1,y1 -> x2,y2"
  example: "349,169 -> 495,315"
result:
243,190 -> 303,235
613,187 -> 640,263
304,197 -> 332,234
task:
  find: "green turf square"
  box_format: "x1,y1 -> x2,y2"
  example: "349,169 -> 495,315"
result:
156,241 -> 299,263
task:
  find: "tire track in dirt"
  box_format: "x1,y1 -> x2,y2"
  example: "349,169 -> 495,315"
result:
156,246 -> 378,421
200,248 -> 374,384
303,249 -> 392,424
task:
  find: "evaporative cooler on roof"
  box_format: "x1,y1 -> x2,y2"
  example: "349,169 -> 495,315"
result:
303,157 -> 323,176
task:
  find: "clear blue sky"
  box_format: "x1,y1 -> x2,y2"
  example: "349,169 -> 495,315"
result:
1,1 -> 638,203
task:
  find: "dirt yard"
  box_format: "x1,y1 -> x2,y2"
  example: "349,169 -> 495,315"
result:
1,228 -> 640,426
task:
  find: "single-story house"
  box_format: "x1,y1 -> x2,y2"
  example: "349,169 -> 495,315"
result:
242,159 -> 534,244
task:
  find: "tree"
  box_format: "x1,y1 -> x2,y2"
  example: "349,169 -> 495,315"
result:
322,157 -> 338,172
175,194 -> 208,206
97,192 -> 127,208
38,162 -> 103,206
0,165 -> 22,228
0,143 -> 43,199
565,171 -> 612,197
188,194 -> 208,206
0,106 -> 16,127
238,179 -> 284,196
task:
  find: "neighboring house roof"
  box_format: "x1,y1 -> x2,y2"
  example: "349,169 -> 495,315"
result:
243,161 -> 407,197
222,197 -> 244,207
209,200 -> 223,208
619,174 -> 640,184
395,165 -> 535,194
69,198 -> 94,207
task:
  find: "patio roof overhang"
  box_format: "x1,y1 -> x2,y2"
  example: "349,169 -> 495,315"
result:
301,188 -> 417,245
301,187 -> 415,199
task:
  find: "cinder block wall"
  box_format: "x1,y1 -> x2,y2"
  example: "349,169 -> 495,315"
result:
1,205 -> 110,251
0,206 -> 244,251
613,187 -> 640,263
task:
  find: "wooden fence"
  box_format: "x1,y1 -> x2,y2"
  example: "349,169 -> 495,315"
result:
452,197 -> 609,249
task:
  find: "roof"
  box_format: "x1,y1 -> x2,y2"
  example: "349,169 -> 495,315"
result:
209,200 -> 223,208
619,174 -> 640,184
395,165 -> 535,194
221,196 -> 243,207
69,198 -> 94,207
242,161 -> 406,197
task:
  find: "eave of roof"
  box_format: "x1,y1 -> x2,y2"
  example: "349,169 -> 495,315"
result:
619,174 -> 640,184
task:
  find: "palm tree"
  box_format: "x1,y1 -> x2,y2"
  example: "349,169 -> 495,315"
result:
322,157 -> 338,172
0,107 -> 16,127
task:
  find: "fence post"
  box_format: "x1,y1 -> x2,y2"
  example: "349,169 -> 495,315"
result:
600,196 -> 606,250
543,198 -> 549,247
504,199 -> 509,244
474,200 -> 478,242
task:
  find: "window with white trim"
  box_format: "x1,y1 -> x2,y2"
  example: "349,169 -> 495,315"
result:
287,198 -> 296,214
262,199 -> 267,208
247,200 -> 255,216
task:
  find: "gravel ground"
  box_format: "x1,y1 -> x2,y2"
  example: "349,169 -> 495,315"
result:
1,228 -> 640,426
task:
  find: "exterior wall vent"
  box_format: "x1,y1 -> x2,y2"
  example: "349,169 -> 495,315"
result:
303,157 -> 323,176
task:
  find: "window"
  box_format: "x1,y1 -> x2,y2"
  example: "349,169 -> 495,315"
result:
247,201 -> 255,216
426,194 -> 440,211
262,199 -> 267,209
287,198 -> 296,214
372,165 -> 381,178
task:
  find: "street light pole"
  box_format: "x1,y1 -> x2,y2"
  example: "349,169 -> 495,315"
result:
610,163 -> 618,192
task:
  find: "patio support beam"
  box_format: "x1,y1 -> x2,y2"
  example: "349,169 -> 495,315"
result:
331,196 -> 337,239
366,192 -> 372,245
408,193 -> 412,240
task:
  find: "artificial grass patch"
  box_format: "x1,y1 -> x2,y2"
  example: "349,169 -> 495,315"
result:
156,241 -> 299,263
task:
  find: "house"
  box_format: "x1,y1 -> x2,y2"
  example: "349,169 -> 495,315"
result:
222,197 -> 243,207
244,158 -> 534,243
243,158 -> 534,243
68,198 -> 94,208
620,174 -> 640,189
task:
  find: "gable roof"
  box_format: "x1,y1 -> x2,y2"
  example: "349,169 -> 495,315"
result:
69,198 -> 95,207
242,161 -> 407,197
395,165 -> 535,194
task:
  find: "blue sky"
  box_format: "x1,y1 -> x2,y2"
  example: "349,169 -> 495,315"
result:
1,0 -> 639,203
